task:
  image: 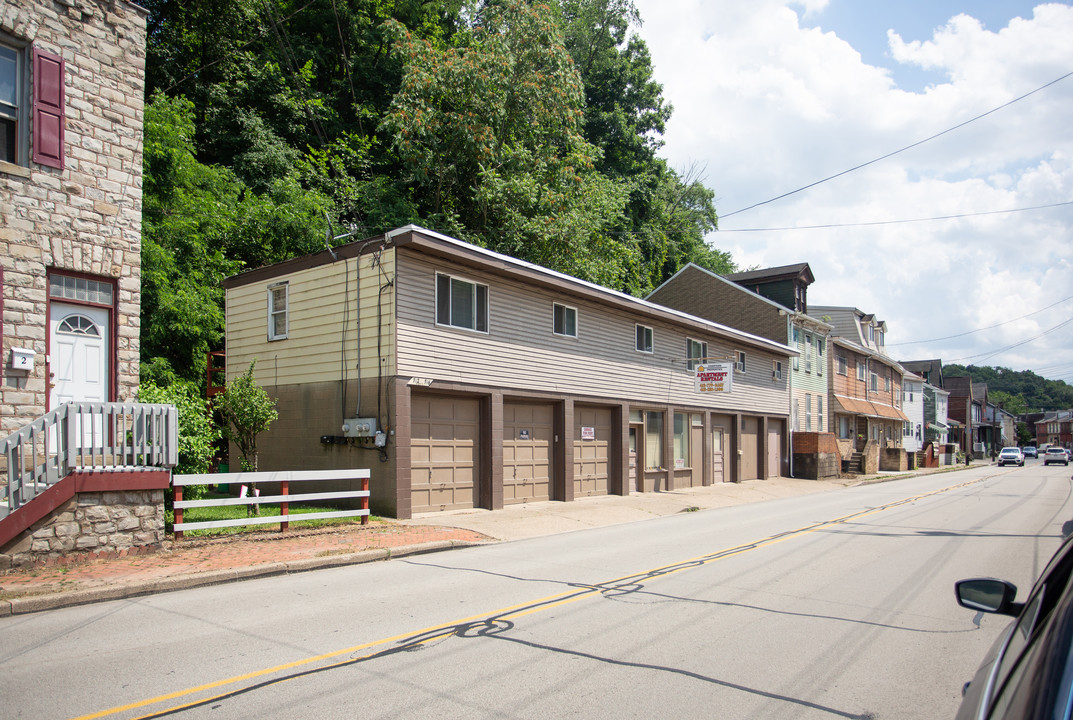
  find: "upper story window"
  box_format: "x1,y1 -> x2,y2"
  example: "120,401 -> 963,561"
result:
792,327 -> 800,370
268,282 -> 288,340
635,324 -> 653,353
0,39 -> 64,170
867,324 -> 875,343
773,360 -> 782,381
817,339 -> 824,375
735,351 -> 746,373
805,334 -> 813,373
870,372 -> 878,392
436,273 -> 488,333
553,303 -> 577,337
836,354 -> 847,375
857,361 -> 866,381
877,329 -> 885,347
686,338 -> 707,370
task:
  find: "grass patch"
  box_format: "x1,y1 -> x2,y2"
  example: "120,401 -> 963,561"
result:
166,492 -> 379,537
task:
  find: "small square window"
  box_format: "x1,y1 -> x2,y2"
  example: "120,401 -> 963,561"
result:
436,273 -> 489,333
636,324 -> 653,353
268,282 -> 288,340
553,303 -> 577,337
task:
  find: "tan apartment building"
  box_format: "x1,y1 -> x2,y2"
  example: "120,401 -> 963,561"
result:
222,226 -> 798,518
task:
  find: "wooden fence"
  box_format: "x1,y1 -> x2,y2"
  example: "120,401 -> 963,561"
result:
172,469 -> 370,540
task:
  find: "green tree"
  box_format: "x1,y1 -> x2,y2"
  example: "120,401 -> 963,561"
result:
138,379 -> 221,476
989,390 -> 1029,416
216,361 -> 279,476
380,0 -> 633,286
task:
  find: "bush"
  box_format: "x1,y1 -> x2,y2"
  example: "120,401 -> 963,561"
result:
139,379 -> 222,502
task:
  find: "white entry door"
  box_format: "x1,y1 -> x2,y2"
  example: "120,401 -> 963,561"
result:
50,303 -> 109,408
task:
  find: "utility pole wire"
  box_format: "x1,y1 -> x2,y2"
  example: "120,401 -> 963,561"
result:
721,69 -> 1073,219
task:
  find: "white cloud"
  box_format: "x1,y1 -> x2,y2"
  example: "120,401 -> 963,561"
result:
631,1 -> 1073,380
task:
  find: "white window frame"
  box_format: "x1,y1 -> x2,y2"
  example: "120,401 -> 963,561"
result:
870,372 -> 878,392
553,302 -> 577,338
0,36 -> 29,168
805,394 -> 812,431
857,362 -> 866,382
773,360 -> 782,381
636,324 -> 653,353
805,334 -> 812,373
267,282 -> 289,341
735,351 -> 746,373
792,327 -> 800,370
817,397 -> 823,431
687,338 -> 707,371
817,339 -> 824,376
837,355 -> 847,375
436,272 -> 489,333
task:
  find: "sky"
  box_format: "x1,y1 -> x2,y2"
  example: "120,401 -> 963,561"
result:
629,0 -> 1073,384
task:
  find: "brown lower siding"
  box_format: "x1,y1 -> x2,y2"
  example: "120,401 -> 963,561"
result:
250,376 -> 788,519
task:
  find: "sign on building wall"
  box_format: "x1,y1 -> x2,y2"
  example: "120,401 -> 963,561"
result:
695,362 -> 734,394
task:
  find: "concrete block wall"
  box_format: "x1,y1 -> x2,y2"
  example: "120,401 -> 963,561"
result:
0,0 -> 147,436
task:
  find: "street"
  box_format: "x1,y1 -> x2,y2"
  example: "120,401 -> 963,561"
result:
2,462 -> 1071,720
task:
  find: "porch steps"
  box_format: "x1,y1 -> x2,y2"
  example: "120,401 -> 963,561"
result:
841,452 -> 865,475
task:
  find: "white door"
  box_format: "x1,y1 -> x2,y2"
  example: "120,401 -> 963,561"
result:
50,303 -> 110,452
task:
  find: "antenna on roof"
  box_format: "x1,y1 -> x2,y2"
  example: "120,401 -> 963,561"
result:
324,212 -> 358,261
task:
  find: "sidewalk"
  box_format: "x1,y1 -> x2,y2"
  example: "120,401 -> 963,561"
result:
0,470 -> 944,616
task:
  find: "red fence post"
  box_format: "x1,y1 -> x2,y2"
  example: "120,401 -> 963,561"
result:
361,476 -> 369,525
280,479 -> 289,533
174,485 -> 184,540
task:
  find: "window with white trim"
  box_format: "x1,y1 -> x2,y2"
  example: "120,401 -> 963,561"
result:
736,351 -> 746,373
792,327 -> 800,370
817,339 -> 824,376
268,282 -> 288,340
773,360 -> 782,380
636,324 -> 653,353
646,411 -> 663,470
436,273 -> 488,332
817,397 -> 823,431
673,412 -> 689,469
870,372 -> 878,392
805,334 -> 812,372
553,303 -> 577,337
805,394 -> 812,431
687,338 -> 707,370
837,354 -> 847,375
857,361 -> 866,381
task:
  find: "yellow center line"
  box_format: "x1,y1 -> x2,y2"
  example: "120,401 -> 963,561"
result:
70,476 -> 984,720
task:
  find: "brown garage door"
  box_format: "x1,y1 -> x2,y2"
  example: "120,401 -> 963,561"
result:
503,402 -> 553,504
767,419 -> 784,478
574,407 -> 612,497
740,415 -> 760,481
410,394 -> 479,513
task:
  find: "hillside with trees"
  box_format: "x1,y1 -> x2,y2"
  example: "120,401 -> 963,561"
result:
944,364 -> 1073,412
139,0 -> 734,383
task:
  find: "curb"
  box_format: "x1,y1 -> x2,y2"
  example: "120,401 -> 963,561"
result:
0,539 -> 484,617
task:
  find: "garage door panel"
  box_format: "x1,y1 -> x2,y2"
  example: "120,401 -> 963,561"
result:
411,395 -> 479,513
574,407 -> 612,497
503,402 -> 553,505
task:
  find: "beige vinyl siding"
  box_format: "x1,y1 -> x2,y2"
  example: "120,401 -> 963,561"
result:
396,252 -> 789,416
225,251 -> 396,385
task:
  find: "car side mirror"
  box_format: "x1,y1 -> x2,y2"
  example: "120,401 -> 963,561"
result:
956,578 -> 1022,616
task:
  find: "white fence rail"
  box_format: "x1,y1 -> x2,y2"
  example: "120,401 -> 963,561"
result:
1,402 -> 178,519
172,469 -> 371,538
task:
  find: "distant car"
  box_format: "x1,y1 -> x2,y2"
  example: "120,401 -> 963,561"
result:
997,447 -> 1024,467
1021,446 -> 1037,459
1043,447 -> 1069,466
954,532 -> 1073,719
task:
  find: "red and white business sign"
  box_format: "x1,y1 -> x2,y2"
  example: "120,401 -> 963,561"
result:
694,362 -> 734,394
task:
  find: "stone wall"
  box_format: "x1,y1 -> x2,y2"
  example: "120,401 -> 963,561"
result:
0,490 -> 164,569
0,0 -> 147,436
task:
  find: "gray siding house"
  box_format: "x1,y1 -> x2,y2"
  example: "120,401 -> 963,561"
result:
223,227 -> 797,518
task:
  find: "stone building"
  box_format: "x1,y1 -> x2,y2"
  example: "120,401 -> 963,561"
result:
0,0 -> 147,434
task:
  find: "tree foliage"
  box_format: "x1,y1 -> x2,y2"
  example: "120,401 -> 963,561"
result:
216,361 -> 279,473
944,364 -> 1073,412
139,0 -> 737,378
138,379 -> 221,477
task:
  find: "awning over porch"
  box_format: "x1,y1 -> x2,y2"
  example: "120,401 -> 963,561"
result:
832,394 -> 909,422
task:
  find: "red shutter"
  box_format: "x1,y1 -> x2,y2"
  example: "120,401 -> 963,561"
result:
32,47 -> 65,170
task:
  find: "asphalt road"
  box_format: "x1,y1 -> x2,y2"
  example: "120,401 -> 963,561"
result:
2,462 -> 1071,720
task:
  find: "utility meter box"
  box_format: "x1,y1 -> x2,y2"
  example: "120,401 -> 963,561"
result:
342,418 -> 377,438
10,347 -> 35,372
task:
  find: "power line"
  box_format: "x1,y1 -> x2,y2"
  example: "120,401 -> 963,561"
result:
720,200 -> 1073,232
720,69 -> 1073,219
948,315 -> 1073,364
889,295 -> 1073,346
